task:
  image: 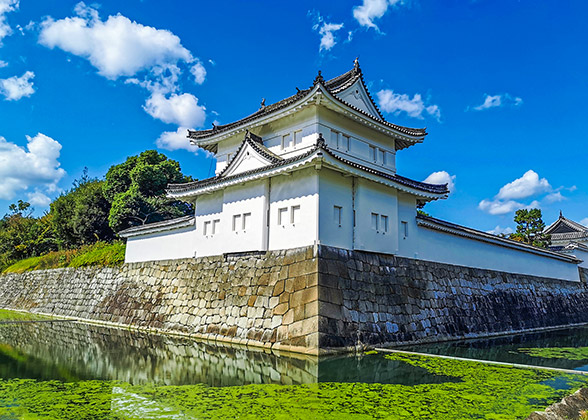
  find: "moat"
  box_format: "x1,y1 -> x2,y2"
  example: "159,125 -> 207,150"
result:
1,312 -> 588,419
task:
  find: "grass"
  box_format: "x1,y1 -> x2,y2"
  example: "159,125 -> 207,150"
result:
0,309 -> 51,321
1,242 -> 126,274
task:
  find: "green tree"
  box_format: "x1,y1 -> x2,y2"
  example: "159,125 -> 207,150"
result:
0,202 -> 58,268
103,150 -> 193,233
509,208 -> 551,248
51,176 -> 114,248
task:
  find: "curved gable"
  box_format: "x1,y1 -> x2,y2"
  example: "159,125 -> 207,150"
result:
333,79 -> 383,121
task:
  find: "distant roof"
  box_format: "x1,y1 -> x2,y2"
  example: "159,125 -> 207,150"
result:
545,212 -> 588,239
187,60 -> 426,147
168,133 -> 448,199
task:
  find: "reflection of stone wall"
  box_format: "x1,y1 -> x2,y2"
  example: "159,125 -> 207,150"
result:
0,322 -> 317,385
2,245 -> 588,353
0,247 -> 319,354
317,247 -> 588,348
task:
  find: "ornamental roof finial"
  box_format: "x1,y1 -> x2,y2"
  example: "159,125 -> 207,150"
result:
316,132 -> 326,148
260,98 -> 266,109
560,210 -> 563,218
314,70 -> 324,85
354,56 -> 360,72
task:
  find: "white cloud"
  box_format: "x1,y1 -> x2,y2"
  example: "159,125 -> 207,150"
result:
377,89 -> 441,120
27,190 -> 51,207
39,3 -> 210,128
0,133 -> 66,201
353,0 -> 404,31
190,61 -> 206,84
486,225 -> 514,236
39,3 -> 194,80
544,191 -> 565,203
496,170 -> 551,200
309,11 -> 344,52
144,92 -> 206,128
318,22 -> 344,51
0,60 -> 7,68
473,93 -> 523,111
0,70 -> 35,100
155,127 -> 192,152
580,218 -> 588,228
0,0 -> 18,45
478,199 -> 523,215
423,171 -> 455,192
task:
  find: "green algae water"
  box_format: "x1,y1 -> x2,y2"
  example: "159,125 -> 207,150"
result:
401,325 -> 588,372
1,315 -> 588,419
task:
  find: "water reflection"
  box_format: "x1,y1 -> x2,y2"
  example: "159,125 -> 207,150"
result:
0,321 -> 450,387
401,326 -> 588,371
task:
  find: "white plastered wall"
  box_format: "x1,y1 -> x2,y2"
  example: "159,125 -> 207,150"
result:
416,226 -> 580,281
268,167 -> 319,251
124,226 -> 196,263
318,168 -> 354,249
353,178 -> 399,254
194,180 -> 268,257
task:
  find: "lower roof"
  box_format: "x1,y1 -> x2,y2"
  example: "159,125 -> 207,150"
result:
167,135 -> 449,200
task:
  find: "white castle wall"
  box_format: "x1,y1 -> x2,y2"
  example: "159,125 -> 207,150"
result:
124,226 -> 196,263
416,225 -> 580,281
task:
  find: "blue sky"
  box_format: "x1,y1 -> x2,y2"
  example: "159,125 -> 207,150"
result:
0,0 -> 586,234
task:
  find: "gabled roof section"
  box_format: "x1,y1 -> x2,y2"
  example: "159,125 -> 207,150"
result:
219,131 -> 283,178
545,212 -> 588,235
324,59 -> 384,121
188,60 -> 426,149
168,134 -> 448,200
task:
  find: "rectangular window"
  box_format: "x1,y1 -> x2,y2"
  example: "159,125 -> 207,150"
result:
232,214 -> 241,231
341,134 -> 350,151
371,212 -> 379,231
378,149 -> 385,164
333,205 -> 342,226
291,205 -> 300,224
369,145 -> 377,162
281,134 -> 291,150
401,221 -> 408,238
331,130 -> 339,148
242,212 -> 251,230
203,221 -> 211,236
212,219 -> 220,235
381,215 -> 389,233
278,207 -> 288,225
293,130 -> 302,147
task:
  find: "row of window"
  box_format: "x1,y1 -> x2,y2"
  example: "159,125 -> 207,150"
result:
330,128 -> 389,166
204,207 -> 408,236
281,130 -> 303,150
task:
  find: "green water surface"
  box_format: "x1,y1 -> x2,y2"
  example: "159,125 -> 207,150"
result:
0,311 -> 587,419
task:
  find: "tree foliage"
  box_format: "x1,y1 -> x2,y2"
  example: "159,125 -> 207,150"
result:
0,201 -> 58,269
104,150 -> 193,232
51,176 -> 114,249
509,208 -> 551,248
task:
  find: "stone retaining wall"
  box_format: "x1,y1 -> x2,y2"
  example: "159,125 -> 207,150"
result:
0,247 -> 319,354
1,245 -> 588,353
317,246 -> 588,349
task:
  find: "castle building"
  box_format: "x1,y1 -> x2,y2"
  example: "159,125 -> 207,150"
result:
545,213 -> 588,263
120,61 -> 583,282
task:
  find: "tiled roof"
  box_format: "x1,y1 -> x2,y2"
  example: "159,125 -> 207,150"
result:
188,61 -> 426,142
167,135 -> 448,197
216,130 -> 283,178
118,215 -> 195,237
545,213 -> 588,235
